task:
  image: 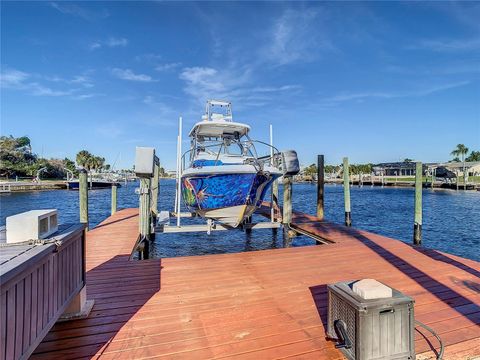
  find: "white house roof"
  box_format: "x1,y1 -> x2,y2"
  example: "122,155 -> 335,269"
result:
189,121 -> 250,137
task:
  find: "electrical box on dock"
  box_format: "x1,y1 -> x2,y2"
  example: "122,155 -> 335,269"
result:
6,209 -> 58,244
327,280 -> 415,360
135,147 -> 155,176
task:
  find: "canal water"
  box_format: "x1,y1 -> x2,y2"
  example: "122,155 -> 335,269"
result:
1,179 -> 479,261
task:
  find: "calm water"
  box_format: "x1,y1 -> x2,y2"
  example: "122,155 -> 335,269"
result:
1,180 -> 479,261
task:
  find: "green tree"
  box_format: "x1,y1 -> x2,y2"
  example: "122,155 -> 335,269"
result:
466,151 -> 480,162
0,135 -> 37,178
76,150 -> 92,169
403,158 -> 413,163
451,144 -> 469,182
303,163 -> 317,178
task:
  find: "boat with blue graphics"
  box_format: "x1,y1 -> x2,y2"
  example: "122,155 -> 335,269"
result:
180,100 -> 290,228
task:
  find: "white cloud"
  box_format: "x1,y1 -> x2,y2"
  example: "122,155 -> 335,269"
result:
89,42 -> 102,51
89,37 -> 128,51
262,9 -> 332,66
155,62 -> 181,72
320,81 -> 471,105
111,68 -> 155,82
251,85 -> 301,93
106,37 -> 128,47
49,2 -> 109,21
1,68 -> 99,98
0,69 -> 30,87
408,38 -> 480,52
70,75 -> 94,88
179,66 -> 302,108
73,93 -> 104,100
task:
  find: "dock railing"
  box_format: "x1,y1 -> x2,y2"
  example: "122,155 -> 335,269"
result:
0,224 -> 86,360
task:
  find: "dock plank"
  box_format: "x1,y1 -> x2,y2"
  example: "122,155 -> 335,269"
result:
32,208 -> 480,359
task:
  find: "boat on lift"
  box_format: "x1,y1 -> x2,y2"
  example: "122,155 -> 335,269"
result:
179,100 -> 298,228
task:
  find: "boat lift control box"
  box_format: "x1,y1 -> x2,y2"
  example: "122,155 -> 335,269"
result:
135,147 -> 155,177
327,280 -> 415,360
6,209 -> 58,244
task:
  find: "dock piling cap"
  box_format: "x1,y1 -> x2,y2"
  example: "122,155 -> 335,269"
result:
352,279 -> 393,299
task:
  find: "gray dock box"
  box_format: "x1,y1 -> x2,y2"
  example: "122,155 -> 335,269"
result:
327,281 -> 415,360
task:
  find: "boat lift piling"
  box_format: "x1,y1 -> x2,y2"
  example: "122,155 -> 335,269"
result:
343,157 -> 352,227
317,154 -> 325,221
79,169 -> 89,230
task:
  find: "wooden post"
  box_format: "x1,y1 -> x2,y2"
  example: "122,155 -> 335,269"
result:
151,161 -> 160,218
282,176 -> 292,225
431,168 -> 435,189
316,155 -> 324,220
272,180 -> 279,221
79,169 -> 88,230
456,170 -> 459,190
414,161 -> 422,245
111,184 -> 117,215
343,157 -> 352,227
139,177 -> 151,239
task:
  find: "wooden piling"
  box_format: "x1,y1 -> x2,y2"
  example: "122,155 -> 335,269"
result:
431,168 -> 435,189
343,157 -> 352,227
282,176 -> 292,225
272,180 -> 279,221
414,161 -> 422,245
111,184 -> 117,215
79,169 -> 88,230
151,162 -> 160,218
316,155 -> 324,221
139,178 -> 151,239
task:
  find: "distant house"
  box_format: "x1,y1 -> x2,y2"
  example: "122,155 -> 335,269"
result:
435,161 -> 480,177
372,162 -> 427,176
373,161 -> 480,179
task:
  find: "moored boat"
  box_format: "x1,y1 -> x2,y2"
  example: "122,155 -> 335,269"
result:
67,180 -> 121,190
180,100 -> 298,227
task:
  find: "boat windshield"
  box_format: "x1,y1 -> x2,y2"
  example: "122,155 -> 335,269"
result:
194,136 -> 255,158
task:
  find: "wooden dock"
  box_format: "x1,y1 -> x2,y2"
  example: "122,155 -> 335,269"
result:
32,208 -> 480,359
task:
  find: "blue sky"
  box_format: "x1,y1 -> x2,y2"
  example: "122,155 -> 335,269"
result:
1,1 -> 479,170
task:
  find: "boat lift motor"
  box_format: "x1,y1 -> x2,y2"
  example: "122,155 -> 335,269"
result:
282,150 -> 300,176
327,279 -> 415,360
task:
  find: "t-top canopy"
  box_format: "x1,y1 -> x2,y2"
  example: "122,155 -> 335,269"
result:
189,121 -> 250,138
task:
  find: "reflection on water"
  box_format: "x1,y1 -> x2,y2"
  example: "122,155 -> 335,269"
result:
1,179 -> 479,261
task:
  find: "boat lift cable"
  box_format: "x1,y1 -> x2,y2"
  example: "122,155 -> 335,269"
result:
415,320 -> 444,359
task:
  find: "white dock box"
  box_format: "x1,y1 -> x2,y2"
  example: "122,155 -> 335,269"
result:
135,147 -> 155,176
6,209 -> 58,244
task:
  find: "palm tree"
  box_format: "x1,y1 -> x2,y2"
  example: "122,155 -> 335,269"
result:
451,144 -> 469,183
76,150 -> 92,168
466,151 -> 480,162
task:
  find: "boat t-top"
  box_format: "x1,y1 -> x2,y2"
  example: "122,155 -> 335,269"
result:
179,100 -> 298,228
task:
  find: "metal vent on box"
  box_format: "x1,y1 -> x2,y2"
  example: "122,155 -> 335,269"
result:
327,280 -> 415,360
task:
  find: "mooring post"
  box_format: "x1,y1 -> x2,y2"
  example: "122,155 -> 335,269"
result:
316,155 -> 324,221
151,160 -> 160,219
111,184 -> 117,215
139,177 -> 151,239
283,176 -> 293,225
343,157 -> 352,227
272,180 -> 279,221
282,175 -> 295,246
414,161 -> 423,245
431,168 -> 435,189
79,169 -> 89,230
